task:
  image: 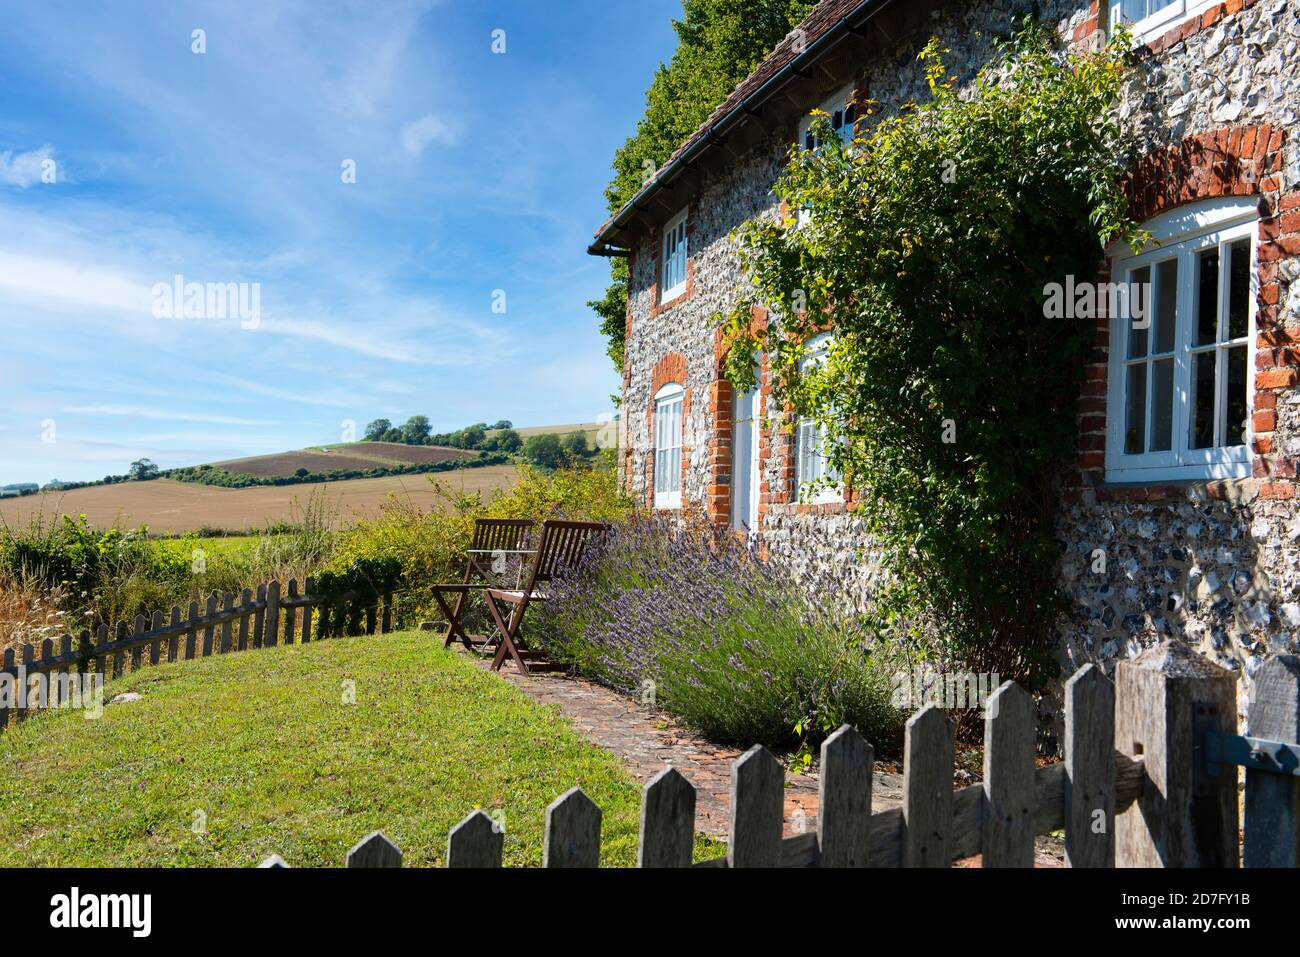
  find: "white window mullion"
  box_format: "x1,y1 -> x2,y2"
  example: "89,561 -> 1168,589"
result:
1172,246 -> 1193,468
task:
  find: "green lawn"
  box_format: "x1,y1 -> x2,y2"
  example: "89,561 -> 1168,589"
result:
0,631 -> 714,866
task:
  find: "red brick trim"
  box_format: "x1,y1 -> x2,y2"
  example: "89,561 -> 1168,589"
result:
1141,0 -> 1262,56
650,352 -> 688,397
1068,123 -> 1297,499
1085,478 -> 1294,504
709,308 -> 773,528
1072,0 -> 1263,55
1070,1 -> 1104,46
1122,123 -> 1277,223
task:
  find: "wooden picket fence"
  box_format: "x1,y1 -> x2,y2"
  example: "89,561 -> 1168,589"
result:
264,640 -> 1300,868
0,577 -> 393,732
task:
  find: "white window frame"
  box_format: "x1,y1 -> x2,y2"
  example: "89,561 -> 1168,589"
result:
795,333 -> 843,504
660,207 -> 689,303
653,382 -> 684,509
1108,0 -> 1220,44
730,366 -> 761,535
1104,198 -> 1257,484
795,85 -> 857,229
797,84 -> 857,153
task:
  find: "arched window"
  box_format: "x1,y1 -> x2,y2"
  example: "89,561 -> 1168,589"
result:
653,382 -> 685,508
1105,198 -> 1257,482
795,333 -> 843,503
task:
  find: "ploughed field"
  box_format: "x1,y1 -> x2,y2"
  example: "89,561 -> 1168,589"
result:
212,442 -> 474,477
0,467 -> 520,534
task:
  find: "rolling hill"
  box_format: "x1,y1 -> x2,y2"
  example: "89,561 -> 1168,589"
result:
0,425 -> 602,534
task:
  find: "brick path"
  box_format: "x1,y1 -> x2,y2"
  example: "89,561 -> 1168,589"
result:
457,648 -> 904,836
458,647 -> 1064,864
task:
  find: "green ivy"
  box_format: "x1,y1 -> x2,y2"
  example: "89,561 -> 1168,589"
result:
718,22 -> 1145,685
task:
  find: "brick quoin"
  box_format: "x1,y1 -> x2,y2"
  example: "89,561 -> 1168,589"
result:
1066,120 -> 1297,500
1073,1 -> 1268,55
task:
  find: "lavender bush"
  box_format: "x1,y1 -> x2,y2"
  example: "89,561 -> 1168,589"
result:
531,514 -> 908,752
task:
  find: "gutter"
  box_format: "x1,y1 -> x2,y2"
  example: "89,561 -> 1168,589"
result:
587,0 -> 895,258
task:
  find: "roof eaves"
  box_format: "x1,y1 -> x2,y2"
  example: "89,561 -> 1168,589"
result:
587,0 -> 890,258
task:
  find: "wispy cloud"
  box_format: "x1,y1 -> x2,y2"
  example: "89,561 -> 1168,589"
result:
0,145 -> 55,187
400,114 -> 460,157
64,405 -> 265,426
0,0 -> 634,485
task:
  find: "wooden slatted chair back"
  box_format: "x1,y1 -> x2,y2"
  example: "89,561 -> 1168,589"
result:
525,520 -> 608,590
469,518 -> 535,554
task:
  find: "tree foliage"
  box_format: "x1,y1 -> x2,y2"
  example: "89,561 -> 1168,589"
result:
719,24 -> 1143,684
592,0 -> 816,374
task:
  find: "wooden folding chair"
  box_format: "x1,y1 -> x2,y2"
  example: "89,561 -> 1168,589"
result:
484,519 -> 609,674
433,518 -> 535,651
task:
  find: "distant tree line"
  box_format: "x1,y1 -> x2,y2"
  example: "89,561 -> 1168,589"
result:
363,417 -> 519,452
167,453 -> 512,489
5,424 -> 610,495
361,416 -> 602,472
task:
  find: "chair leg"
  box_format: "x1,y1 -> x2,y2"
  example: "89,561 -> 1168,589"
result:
484,593 -> 530,674
432,589 -> 474,651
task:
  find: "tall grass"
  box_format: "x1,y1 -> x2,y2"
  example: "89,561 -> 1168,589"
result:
0,492 -> 341,645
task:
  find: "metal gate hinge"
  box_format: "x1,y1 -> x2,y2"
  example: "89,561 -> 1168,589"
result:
1203,731 -> 1300,778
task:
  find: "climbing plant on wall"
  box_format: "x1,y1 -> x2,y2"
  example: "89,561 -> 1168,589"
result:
718,22 -> 1145,684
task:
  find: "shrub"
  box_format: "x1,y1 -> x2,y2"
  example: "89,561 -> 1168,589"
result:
719,24 -> 1141,685
0,494 -> 340,635
522,433 -> 565,470
486,466 -> 632,524
330,466 -> 633,628
531,515 -> 909,753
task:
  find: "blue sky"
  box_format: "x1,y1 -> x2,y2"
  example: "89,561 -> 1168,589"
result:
0,0 -> 678,485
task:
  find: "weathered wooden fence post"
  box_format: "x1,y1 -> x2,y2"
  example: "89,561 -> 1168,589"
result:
638,767 -> 695,868
982,681 -> 1035,868
1115,640 -> 1238,867
818,725 -> 873,867
0,648 -> 12,730
447,810 -> 504,867
903,706 -> 953,867
728,745 -> 784,868
1064,663 -> 1115,867
544,787 -> 601,867
346,831 -> 402,868
265,580 -> 281,648
1243,655 -> 1300,867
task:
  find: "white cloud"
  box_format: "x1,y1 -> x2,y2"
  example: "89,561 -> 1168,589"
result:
63,405 -> 264,426
0,251 -> 150,312
0,145 -> 56,187
400,114 -> 459,157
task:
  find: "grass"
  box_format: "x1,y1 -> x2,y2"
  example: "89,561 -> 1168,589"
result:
0,630 -> 719,866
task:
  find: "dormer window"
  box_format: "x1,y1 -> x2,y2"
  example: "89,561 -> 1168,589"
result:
798,85 -> 857,152
660,207 -> 689,303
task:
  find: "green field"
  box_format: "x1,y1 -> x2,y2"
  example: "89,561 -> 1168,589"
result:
0,631 -> 719,866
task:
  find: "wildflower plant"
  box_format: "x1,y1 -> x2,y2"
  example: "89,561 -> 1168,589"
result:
533,513 -> 908,752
